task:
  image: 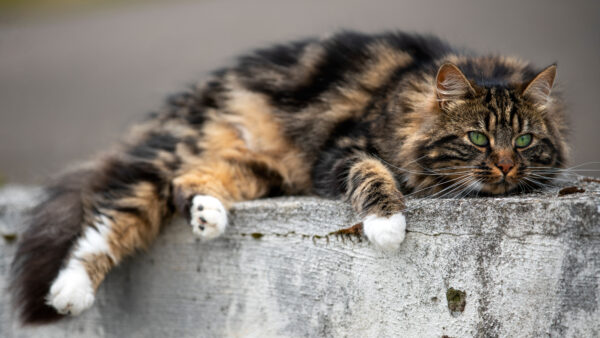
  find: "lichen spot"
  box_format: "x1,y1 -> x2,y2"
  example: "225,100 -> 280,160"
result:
2,233 -> 17,243
250,233 -> 264,239
446,287 -> 466,316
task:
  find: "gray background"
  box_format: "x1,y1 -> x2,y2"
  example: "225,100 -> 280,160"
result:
1,0 -> 598,183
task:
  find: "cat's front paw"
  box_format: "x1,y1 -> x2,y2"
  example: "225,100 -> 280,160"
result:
190,195 -> 228,240
46,261 -> 95,316
363,213 -> 406,251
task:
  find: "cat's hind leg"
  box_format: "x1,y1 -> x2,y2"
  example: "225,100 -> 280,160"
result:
172,158 -> 285,240
46,159 -> 172,316
47,215 -> 112,316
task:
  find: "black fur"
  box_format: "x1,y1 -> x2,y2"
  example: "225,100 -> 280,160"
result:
312,118 -> 371,197
127,132 -> 180,160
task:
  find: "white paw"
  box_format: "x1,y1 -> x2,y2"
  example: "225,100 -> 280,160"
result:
46,260 -> 95,316
190,195 -> 228,240
363,213 -> 406,251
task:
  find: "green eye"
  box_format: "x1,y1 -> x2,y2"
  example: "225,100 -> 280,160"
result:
515,134 -> 533,148
468,131 -> 489,147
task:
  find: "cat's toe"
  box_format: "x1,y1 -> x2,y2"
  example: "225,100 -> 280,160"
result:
190,195 -> 227,240
363,213 -> 406,251
46,261 -> 95,316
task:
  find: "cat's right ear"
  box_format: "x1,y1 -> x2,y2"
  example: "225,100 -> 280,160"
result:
522,64 -> 557,107
435,63 -> 475,111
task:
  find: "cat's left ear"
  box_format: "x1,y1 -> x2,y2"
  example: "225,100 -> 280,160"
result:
522,64 -> 557,106
435,63 -> 476,110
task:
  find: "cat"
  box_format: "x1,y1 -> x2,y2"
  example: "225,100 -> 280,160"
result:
10,31 -> 568,324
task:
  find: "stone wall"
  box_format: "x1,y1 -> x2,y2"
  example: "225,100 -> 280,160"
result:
1,179 -> 599,337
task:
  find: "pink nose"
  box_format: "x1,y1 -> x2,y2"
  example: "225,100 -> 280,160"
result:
496,158 -> 514,174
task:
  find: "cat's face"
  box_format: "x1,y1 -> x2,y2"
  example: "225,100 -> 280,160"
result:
416,63 -> 567,196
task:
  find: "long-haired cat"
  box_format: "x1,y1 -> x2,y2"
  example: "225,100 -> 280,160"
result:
10,31 -> 567,324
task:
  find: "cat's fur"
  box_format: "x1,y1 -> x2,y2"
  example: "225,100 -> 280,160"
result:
10,31 -> 568,324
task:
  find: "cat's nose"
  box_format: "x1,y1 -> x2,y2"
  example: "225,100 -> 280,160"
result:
496,157 -> 514,174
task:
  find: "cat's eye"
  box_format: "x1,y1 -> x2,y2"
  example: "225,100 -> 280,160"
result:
515,134 -> 533,148
468,131 -> 489,147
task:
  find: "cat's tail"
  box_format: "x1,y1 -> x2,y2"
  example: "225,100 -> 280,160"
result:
10,167 -> 94,324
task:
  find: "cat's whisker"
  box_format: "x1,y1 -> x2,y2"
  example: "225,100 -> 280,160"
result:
466,180 -> 483,198
378,159 -> 475,177
527,171 -> 589,181
372,153 -> 480,178
455,177 -> 482,199
526,169 -> 576,176
454,178 -> 481,199
522,176 -> 553,190
403,173 -> 471,198
526,172 -> 558,179
414,178 -> 465,201
428,166 -> 479,171
562,169 -> 600,173
527,163 -> 600,174
431,176 -> 475,198
523,174 -> 550,183
424,170 -> 477,177
393,154 -> 429,168
405,173 -> 459,197
431,175 -> 475,199
525,175 -> 561,186
452,179 -> 477,198
522,178 -> 547,190
523,175 -> 550,191
534,170 -> 600,176
520,178 -> 537,193
421,166 -> 478,176
561,161 -> 600,170
516,181 -> 527,194
526,171 -> 572,180
440,180 -> 475,199
401,178 -> 474,214
371,154 -> 428,175
404,175 -> 460,198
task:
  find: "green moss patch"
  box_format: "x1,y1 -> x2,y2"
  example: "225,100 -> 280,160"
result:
446,288 -> 466,314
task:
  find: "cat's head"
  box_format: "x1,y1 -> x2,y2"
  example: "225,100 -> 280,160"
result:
412,60 -> 568,196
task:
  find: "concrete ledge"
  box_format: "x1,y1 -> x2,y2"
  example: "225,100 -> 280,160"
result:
1,179 -> 599,337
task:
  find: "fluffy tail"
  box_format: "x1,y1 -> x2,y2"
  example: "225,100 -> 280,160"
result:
10,169 -> 93,324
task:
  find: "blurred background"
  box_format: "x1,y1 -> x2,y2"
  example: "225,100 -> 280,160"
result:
0,0 -> 599,184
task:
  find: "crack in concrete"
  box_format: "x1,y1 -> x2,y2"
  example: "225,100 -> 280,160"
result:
407,229 -> 561,240
237,231 -> 363,244
237,228 -> 600,242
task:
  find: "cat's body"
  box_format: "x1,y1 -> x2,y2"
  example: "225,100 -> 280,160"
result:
11,31 -> 567,324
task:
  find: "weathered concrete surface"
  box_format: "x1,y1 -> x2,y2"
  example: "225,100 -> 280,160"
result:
1,179 -> 599,337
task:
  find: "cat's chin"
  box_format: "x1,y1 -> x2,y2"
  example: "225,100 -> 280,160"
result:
479,181 -> 521,196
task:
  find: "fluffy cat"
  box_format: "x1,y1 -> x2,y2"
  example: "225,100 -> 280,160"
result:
10,31 -> 567,324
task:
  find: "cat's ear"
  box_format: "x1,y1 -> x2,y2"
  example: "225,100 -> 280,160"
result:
522,64 -> 557,106
435,63 -> 475,110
